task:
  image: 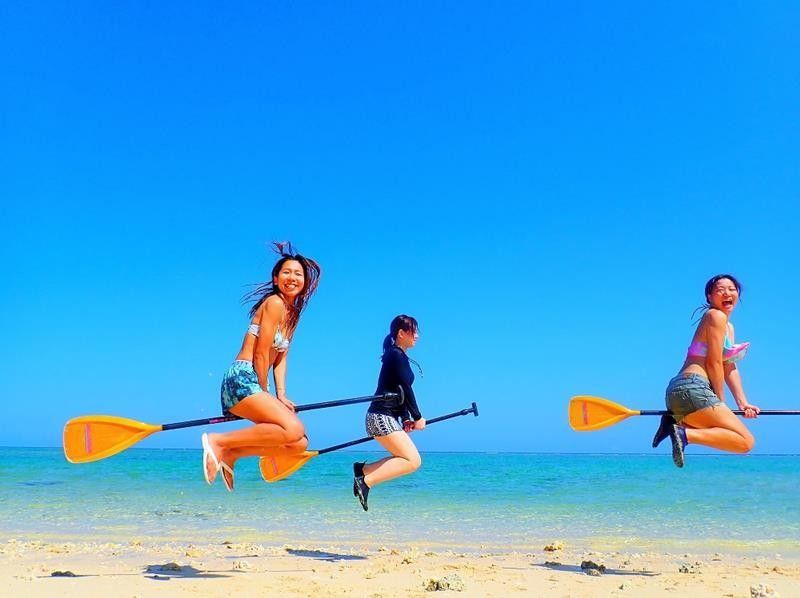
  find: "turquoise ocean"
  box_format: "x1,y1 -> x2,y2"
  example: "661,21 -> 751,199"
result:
2,448 -> 799,556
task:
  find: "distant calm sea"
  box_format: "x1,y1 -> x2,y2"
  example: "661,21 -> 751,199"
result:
2,448 -> 799,556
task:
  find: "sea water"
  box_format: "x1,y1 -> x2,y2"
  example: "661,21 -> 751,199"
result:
2,448 -> 798,555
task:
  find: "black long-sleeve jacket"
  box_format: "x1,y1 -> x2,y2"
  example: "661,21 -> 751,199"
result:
368,346 -> 422,421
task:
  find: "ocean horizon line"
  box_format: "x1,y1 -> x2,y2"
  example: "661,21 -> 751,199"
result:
3,445 -> 799,457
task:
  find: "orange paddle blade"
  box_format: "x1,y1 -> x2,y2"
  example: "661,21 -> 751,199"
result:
63,415 -> 162,463
568,396 -> 640,431
258,451 -> 319,483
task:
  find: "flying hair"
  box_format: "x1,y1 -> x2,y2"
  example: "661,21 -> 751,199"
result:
242,241 -> 322,333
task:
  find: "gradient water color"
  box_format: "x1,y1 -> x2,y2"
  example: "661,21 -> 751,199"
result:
3,448 -> 799,556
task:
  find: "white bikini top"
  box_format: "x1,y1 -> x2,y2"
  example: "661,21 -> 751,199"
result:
247,323 -> 290,352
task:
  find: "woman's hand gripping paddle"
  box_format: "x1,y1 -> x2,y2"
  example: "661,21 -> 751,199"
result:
259,402 -> 480,483
63,392 -> 399,463
569,395 -> 800,432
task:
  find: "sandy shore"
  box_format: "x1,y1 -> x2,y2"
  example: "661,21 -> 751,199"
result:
1,538 -> 798,597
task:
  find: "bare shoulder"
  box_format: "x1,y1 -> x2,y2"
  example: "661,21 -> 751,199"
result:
258,295 -> 286,323
264,294 -> 285,308
704,308 -> 728,329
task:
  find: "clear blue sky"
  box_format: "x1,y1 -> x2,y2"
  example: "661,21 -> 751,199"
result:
2,2 -> 798,454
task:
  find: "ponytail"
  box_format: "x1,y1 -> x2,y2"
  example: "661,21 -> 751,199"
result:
380,315 -> 423,376
382,333 -> 396,355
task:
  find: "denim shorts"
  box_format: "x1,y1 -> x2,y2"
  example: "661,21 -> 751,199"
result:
665,374 -> 721,422
220,360 -> 264,414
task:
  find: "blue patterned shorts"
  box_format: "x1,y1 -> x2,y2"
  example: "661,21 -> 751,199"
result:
221,360 -> 264,414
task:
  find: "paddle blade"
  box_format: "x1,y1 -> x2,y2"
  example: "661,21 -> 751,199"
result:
258,451 -> 319,483
569,396 -> 639,432
63,415 -> 161,463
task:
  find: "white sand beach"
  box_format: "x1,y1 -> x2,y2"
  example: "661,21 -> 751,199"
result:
2,538 -> 798,597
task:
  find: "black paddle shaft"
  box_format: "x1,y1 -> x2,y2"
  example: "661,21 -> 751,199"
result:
161,391 -> 401,431
639,409 -> 800,417
317,402 -> 479,456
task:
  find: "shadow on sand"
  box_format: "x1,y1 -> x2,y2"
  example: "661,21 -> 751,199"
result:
536,562 -> 660,577
143,563 -> 231,580
285,549 -> 367,562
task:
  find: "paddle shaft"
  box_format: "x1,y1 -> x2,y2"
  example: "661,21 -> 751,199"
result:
638,410 -> 800,417
317,402 -> 479,456
161,392 -> 399,431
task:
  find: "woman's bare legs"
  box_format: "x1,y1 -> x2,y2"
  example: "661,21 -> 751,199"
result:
204,392 -> 306,484
682,403 -> 755,453
224,438 -> 308,461
362,431 -> 421,488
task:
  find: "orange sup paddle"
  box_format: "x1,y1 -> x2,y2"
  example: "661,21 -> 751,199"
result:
569,395 -> 800,432
64,391 -> 400,463
259,402 -> 480,482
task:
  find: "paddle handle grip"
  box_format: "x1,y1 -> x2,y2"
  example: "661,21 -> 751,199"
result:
426,403 -> 480,425
317,402 -> 480,455
161,392 -> 400,431
639,410 -> 800,416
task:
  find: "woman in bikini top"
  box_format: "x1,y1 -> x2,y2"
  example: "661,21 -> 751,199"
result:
652,274 -> 760,469
201,241 -> 321,491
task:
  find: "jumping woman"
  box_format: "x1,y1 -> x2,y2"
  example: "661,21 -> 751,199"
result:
353,315 -> 425,511
653,274 -> 759,468
202,242 -> 321,490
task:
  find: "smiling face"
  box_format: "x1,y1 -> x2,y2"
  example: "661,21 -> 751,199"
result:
707,277 -> 739,315
273,259 -> 305,300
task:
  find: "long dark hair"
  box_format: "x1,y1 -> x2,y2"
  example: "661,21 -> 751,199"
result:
382,314 -> 423,376
242,241 -> 321,334
691,273 -> 743,321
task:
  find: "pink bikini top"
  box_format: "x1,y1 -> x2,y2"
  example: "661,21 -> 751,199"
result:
687,335 -> 749,363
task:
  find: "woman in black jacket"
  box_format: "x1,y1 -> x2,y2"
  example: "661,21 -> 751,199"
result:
353,315 -> 426,511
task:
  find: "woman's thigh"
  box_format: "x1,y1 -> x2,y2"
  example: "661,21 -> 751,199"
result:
229,391 -> 302,429
683,402 -> 750,437
373,430 -> 420,461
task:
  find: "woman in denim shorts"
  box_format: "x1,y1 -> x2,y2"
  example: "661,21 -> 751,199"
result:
652,274 -> 760,468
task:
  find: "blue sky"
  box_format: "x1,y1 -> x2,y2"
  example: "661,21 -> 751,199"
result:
2,2 -> 798,454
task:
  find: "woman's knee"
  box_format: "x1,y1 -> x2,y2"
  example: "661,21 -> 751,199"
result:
282,419 -> 306,443
286,435 -> 308,452
406,453 -> 422,472
735,431 -> 755,453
